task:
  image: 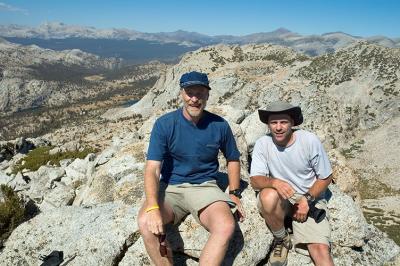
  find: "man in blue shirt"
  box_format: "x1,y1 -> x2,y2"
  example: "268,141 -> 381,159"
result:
138,71 -> 245,265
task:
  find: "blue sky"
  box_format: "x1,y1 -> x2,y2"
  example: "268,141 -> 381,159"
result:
0,0 -> 399,38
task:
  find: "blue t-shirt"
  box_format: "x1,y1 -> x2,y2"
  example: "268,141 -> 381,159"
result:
147,108 -> 240,185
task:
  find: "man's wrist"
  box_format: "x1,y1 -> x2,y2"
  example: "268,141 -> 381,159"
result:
304,192 -> 315,203
229,189 -> 242,199
270,178 -> 277,189
145,204 -> 160,213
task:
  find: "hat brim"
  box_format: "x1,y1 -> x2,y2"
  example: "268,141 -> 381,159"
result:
180,81 -> 211,90
258,106 -> 303,126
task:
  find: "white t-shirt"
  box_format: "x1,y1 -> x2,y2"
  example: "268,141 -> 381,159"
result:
250,129 -> 332,193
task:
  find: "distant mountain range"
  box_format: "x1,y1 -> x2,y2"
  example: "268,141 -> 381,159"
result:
1,22 -> 399,62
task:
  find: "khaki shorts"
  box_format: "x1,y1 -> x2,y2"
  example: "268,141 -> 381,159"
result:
257,191 -> 331,252
159,181 -> 236,225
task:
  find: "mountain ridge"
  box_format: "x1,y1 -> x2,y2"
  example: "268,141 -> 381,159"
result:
2,22 -> 398,40
1,22 -> 399,52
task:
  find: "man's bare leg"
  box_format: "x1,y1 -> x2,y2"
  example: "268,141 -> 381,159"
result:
308,243 -> 334,266
259,188 -> 292,266
198,201 -> 236,266
258,188 -> 286,230
137,202 -> 175,266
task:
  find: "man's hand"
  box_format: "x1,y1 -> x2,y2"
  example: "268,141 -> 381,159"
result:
229,194 -> 245,222
271,179 -> 295,199
146,208 -> 165,235
292,197 -> 309,223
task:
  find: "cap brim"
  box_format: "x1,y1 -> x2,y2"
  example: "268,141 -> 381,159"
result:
180,81 -> 211,90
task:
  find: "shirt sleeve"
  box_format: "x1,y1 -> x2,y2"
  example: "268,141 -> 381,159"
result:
146,119 -> 168,161
250,138 -> 269,177
221,123 -> 240,161
309,137 -> 332,179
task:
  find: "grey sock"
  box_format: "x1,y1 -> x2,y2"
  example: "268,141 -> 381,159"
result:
272,227 -> 286,239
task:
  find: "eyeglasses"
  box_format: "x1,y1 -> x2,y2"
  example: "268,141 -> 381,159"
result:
183,87 -> 208,99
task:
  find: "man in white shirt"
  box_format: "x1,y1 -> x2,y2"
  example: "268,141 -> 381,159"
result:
250,101 -> 334,266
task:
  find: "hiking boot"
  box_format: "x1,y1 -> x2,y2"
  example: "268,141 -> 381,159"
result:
268,234 -> 292,266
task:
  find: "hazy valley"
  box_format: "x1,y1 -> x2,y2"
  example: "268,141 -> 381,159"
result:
0,38 -> 166,140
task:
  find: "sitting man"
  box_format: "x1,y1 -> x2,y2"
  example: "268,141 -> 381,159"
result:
250,101 -> 334,266
138,71 -> 245,266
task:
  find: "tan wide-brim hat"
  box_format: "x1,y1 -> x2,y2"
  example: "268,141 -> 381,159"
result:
258,101 -> 303,126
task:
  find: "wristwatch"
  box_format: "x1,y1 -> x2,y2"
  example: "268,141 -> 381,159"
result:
304,192 -> 315,203
229,189 -> 242,199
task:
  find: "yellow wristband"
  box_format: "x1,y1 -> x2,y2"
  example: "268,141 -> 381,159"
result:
145,205 -> 160,213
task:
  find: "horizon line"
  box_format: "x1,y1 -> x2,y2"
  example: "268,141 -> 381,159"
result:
1,21 -> 399,40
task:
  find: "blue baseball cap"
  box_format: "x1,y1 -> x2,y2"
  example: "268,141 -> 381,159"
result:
179,71 -> 211,90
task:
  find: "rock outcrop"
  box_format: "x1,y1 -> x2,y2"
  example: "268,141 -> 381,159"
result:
0,203 -> 139,265
0,137 -> 50,164
1,42 -> 399,264
1,132 -> 398,265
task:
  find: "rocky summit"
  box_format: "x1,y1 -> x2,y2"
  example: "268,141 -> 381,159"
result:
0,42 -> 399,265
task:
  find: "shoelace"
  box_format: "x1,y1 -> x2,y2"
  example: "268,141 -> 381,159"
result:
272,238 -> 285,257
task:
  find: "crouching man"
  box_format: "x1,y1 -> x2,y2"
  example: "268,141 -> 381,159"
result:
138,71 -> 245,265
250,101 -> 334,266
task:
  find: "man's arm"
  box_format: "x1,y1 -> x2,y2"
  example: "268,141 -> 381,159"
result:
250,175 -> 295,200
307,174 -> 333,199
227,160 -> 245,221
294,174 -> 333,222
306,134 -> 333,199
144,160 -> 161,205
227,160 -> 240,191
143,160 -> 164,235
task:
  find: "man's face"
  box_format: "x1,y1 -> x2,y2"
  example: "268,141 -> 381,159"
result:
181,85 -> 209,120
267,113 -> 294,146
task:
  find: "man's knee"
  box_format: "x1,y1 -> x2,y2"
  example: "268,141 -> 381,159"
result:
200,202 -> 236,239
259,188 -> 280,212
307,243 -> 331,256
219,215 -> 236,237
210,214 -> 235,243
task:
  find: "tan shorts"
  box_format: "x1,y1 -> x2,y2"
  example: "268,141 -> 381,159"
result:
257,191 -> 331,251
159,181 -> 236,225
